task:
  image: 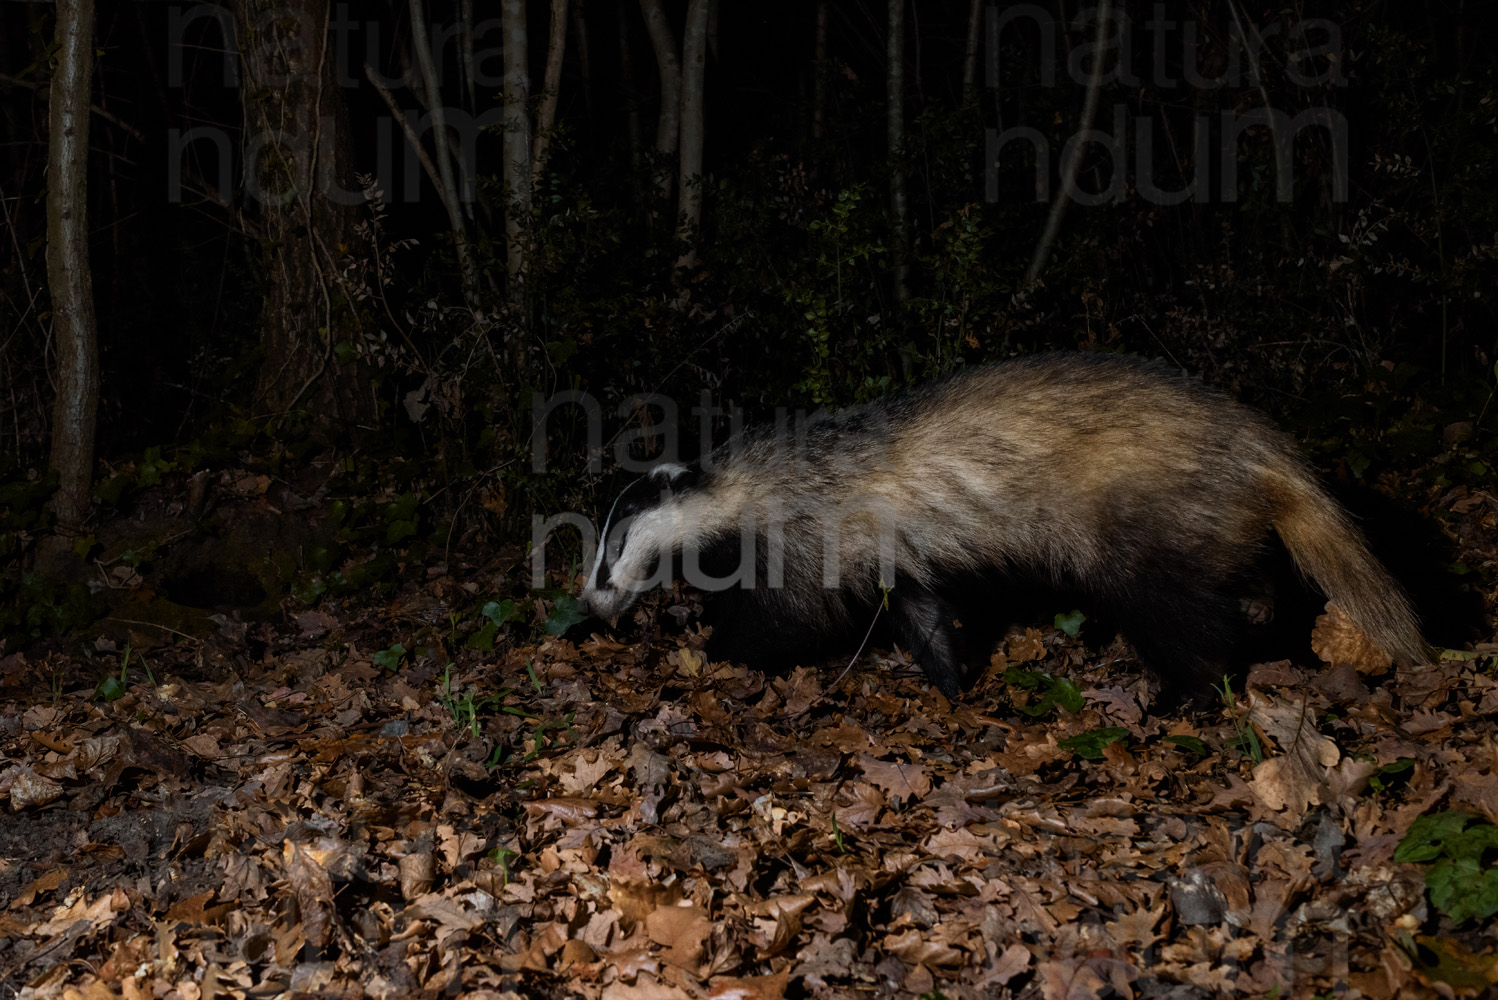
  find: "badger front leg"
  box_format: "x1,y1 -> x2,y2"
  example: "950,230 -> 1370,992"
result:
892,585 -> 965,698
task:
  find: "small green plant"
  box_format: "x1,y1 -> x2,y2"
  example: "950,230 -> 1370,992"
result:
1003,667 -> 1084,717
1059,727 -> 1130,760
95,645 -> 132,702
372,642 -> 407,672
1217,675 -> 1264,763
1162,734 -> 1208,756
519,712 -> 577,762
437,664 -> 506,738
1053,609 -> 1086,639
465,598 -> 523,651
1394,811 -> 1498,925
542,593 -> 584,636
1367,757 -> 1416,794
489,845 -> 519,885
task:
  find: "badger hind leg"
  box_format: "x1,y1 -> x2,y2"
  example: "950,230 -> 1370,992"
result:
1105,569 -> 1245,704
892,584 -> 966,698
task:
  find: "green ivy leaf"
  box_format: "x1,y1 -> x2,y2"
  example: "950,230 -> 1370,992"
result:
1395,811 -> 1481,864
1005,669 -> 1084,716
1059,726 -> 1130,760
1163,735 -> 1208,756
1427,857 -> 1498,924
482,599 -> 522,626
545,595 -> 586,636
1053,609 -> 1086,638
95,675 -> 126,702
372,643 -> 407,672
466,623 -> 498,651
1368,757 -> 1415,793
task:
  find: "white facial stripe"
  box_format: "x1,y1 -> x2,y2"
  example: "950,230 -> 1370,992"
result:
653,462 -> 689,481
585,491 -> 627,592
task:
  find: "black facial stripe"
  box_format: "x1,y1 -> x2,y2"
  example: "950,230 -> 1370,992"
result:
595,467 -> 699,591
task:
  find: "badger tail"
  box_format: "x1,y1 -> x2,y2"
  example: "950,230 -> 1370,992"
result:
1267,466 -> 1431,667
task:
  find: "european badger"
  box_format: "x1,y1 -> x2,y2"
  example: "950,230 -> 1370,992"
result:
578,354 -> 1428,697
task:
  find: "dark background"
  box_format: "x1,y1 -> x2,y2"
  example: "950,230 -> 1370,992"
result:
2,0 -> 1496,616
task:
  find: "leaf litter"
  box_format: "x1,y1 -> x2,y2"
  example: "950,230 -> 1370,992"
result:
1,524 -> 1497,998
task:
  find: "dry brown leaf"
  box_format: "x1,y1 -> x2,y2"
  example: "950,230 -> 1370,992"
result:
3,765 -> 63,810
1246,694 -> 1343,816
644,903 -> 712,971
601,975 -> 694,1000
855,755 -> 931,801
1311,602 -> 1394,672
707,970 -> 789,1000
1006,627 -> 1046,663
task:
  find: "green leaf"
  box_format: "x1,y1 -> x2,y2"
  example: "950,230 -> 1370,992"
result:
1368,757 -> 1415,793
95,675 -> 126,701
1163,735 -> 1208,756
1427,857 -> 1498,924
1059,726 -> 1130,760
1395,811 -> 1482,864
386,518 -> 418,544
482,599 -> 522,626
1053,609 -> 1086,638
545,595 -> 585,636
465,623 -> 498,651
372,643 -> 407,672
1005,669 -> 1084,717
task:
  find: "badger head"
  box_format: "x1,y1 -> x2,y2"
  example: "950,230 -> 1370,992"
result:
578,463 -> 698,621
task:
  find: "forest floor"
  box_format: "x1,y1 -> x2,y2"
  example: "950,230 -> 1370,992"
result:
1,463 -> 1497,1000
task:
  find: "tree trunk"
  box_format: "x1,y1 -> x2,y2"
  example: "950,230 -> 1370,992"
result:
619,5 -> 644,177
962,0 -> 982,107
887,0 -> 908,304
674,0 -> 709,273
43,0 -> 99,564
638,0 -> 680,200
571,0 -> 593,122
410,0 -> 478,304
531,0 -> 571,186
235,0 -> 373,436
812,0 -> 828,141
502,0 -> 531,306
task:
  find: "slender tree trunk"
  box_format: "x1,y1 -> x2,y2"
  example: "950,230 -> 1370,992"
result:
619,6 -> 644,176
235,0 -> 373,435
410,0 -> 478,304
531,0 -> 570,186
459,0 -> 476,109
501,0 -> 531,305
812,0 -> 828,141
43,0 -> 99,562
674,0 -> 710,273
887,0 -> 908,304
962,0 -> 982,107
571,0 -> 593,122
638,0 -> 680,199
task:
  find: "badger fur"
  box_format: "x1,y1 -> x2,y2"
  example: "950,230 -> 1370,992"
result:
578,354 -> 1428,698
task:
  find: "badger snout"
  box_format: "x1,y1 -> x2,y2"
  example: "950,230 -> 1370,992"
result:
576,590 -> 621,624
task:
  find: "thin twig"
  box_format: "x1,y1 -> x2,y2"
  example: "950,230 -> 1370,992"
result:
785,600 -> 884,721
1024,0 -> 1111,287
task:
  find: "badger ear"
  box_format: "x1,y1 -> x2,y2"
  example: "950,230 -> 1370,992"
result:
651,462 -> 699,495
